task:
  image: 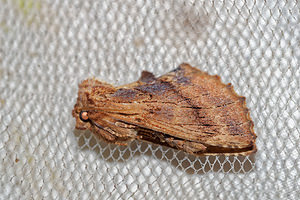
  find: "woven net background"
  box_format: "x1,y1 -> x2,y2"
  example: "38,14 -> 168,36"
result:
0,0 -> 299,199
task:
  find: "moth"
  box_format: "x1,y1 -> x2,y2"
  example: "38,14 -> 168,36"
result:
72,63 -> 257,156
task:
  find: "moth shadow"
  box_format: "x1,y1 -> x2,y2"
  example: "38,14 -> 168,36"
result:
140,143 -> 256,174
74,130 -> 256,174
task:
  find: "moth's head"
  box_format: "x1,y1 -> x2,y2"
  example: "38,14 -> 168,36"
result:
72,78 -> 116,130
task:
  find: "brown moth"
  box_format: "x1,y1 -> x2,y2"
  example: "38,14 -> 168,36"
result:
72,63 -> 256,156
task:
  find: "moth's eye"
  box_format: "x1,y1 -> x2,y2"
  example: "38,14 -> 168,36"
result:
79,111 -> 89,122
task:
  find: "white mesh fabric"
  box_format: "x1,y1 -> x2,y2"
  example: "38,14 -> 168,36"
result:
0,0 -> 299,199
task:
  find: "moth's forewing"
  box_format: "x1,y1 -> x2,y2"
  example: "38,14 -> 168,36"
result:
106,64 -> 256,155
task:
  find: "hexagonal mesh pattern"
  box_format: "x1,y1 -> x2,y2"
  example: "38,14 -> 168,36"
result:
0,0 -> 299,199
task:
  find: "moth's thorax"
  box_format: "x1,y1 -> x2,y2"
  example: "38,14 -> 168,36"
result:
72,79 -> 117,130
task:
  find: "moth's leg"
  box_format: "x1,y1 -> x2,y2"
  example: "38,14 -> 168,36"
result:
92,126 -> 117,143
114,141 -> 129,146
165,138 -> 207,154
183,141 -> 207,154
93,127 -> 129,146
90,119 -> 137,144
115,122 -> 136,131
113,122 -> 137,138
93,127 -> 131,146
